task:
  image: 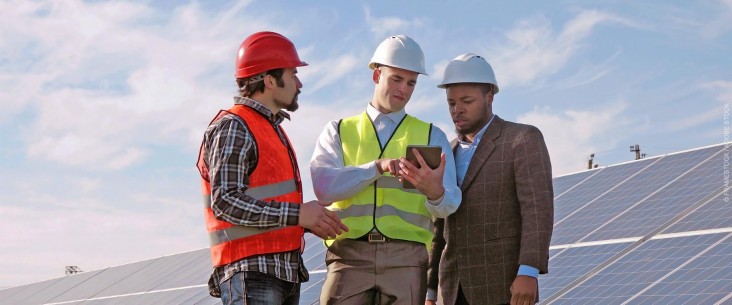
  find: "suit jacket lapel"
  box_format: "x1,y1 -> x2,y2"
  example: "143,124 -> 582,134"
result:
460,116 -> 503,191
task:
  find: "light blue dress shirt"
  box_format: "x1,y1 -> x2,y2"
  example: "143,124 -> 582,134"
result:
454,114 -> 539,279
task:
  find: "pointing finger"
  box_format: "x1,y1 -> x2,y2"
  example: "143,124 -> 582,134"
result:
412,148 -> 429,169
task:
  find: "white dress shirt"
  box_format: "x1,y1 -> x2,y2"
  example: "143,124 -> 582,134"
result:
309,104 -> 461,218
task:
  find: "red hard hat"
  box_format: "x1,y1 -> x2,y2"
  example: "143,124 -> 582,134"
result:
235,31 -> 308,79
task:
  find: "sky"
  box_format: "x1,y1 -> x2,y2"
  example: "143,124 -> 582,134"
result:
0,0 -> 731,288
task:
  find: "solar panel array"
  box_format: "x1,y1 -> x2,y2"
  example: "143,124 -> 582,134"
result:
542,143 -> 732,305
1,143 -> 730,305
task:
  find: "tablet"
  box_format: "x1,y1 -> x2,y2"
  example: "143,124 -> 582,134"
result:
402,145 -> 441,189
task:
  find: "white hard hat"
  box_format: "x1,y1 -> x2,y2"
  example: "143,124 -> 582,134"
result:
369,35 -> 428,75
437,53 -> 499,93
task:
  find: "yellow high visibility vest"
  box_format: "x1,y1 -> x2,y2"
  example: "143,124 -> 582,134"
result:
326,112 -> 434,248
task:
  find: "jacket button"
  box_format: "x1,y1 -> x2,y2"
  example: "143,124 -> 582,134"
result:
457,227 -> 463,231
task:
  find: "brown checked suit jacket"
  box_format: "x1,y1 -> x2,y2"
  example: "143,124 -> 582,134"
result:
428,116 -> 554,305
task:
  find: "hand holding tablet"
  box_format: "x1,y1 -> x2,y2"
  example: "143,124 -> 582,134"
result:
401,145 -> 442,189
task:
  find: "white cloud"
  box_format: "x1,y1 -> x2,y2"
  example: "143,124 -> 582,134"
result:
75,177 -> 102,194
0,160 -> 204,287
0,197 -> 204,286
517,102 -> 630,176
27,134 -> 147,170
297,54 -> 360,93
556,49 -> 622,89
652,1 -> 732,40
364,7 -> 425,39
669,80 -> 732,131
669,107 -> 722,132
0,0 -> 276,287
429,59 -> 449,83
0,0 -> 270,169
702,80 -> 732,103
489,10 -> 636,88
701,0 -> 732,38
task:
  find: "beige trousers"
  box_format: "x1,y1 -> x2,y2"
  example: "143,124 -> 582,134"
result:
320,238 -> 429,305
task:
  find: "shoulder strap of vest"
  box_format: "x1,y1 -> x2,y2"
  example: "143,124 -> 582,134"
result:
223,105 -> 260,175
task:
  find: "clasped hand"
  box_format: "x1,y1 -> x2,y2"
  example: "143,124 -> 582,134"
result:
298,200 -> 349,240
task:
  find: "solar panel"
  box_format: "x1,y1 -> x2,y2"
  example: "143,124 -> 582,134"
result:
3,143 -> 731,305
663,191 -> 732,234
192,289 -> 222,305
90,249 -> 210,298
553,158 -> 656,222
300,271 -> 327,305
302,234 -> 327,271
19,268 -> 107,304
551,145 -> 722,245
75,287 -> 207,305
583,146 -> 724,242
47,257 -> 158,303
0,277 -> 62,305
300,234 -> 327,305
540,241 -> 633,300
552,169 -> 601,197
549,233 -> 728,304
549,248 -> 561,258
626,234 -> 732,304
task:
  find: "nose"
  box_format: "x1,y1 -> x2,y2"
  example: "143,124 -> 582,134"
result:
452,104 -> 464,115
397,82 -> 407,93
295,76 -> 302,88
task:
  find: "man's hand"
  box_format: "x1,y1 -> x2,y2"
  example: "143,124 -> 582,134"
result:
424,301 -> 436,305
510,275 -> 538,305
298,200 -> 349,239
376,158 -> 401,176
399,149 -> 446,200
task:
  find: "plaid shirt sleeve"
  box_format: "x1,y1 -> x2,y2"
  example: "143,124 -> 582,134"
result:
204,115 -> 300,228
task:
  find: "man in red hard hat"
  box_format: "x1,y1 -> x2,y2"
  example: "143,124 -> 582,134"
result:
197,31 -> 348,305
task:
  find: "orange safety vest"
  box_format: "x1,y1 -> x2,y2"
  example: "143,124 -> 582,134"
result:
197,104 -> 304,267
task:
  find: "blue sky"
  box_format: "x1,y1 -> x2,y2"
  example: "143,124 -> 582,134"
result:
1,0 -> 730,288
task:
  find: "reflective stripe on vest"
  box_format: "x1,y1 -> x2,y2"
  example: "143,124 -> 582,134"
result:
197,104 -> 303,267
204,178 -> 299,246
203,179 -> 298,209
326,112 -> 434,248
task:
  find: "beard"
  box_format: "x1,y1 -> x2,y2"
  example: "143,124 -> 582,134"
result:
454,114 -> 490,137
275,90 -> 300,112
454,119 -> 479,135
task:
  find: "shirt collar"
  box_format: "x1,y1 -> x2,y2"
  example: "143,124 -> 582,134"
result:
233,96 -> 291,124
366,103 -> 406,124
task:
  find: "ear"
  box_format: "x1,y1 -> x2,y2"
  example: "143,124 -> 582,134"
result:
485,91 -> 494,107
263,74 -> 276,90
372,68 -> 380,84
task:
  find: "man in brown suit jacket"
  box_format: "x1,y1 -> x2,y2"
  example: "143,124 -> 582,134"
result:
426,54 -> 554,305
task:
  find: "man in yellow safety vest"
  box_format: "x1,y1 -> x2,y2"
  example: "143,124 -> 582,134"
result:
310,34 -> 462,304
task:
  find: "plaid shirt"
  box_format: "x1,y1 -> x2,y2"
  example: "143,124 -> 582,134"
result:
202,96 -> 307,297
